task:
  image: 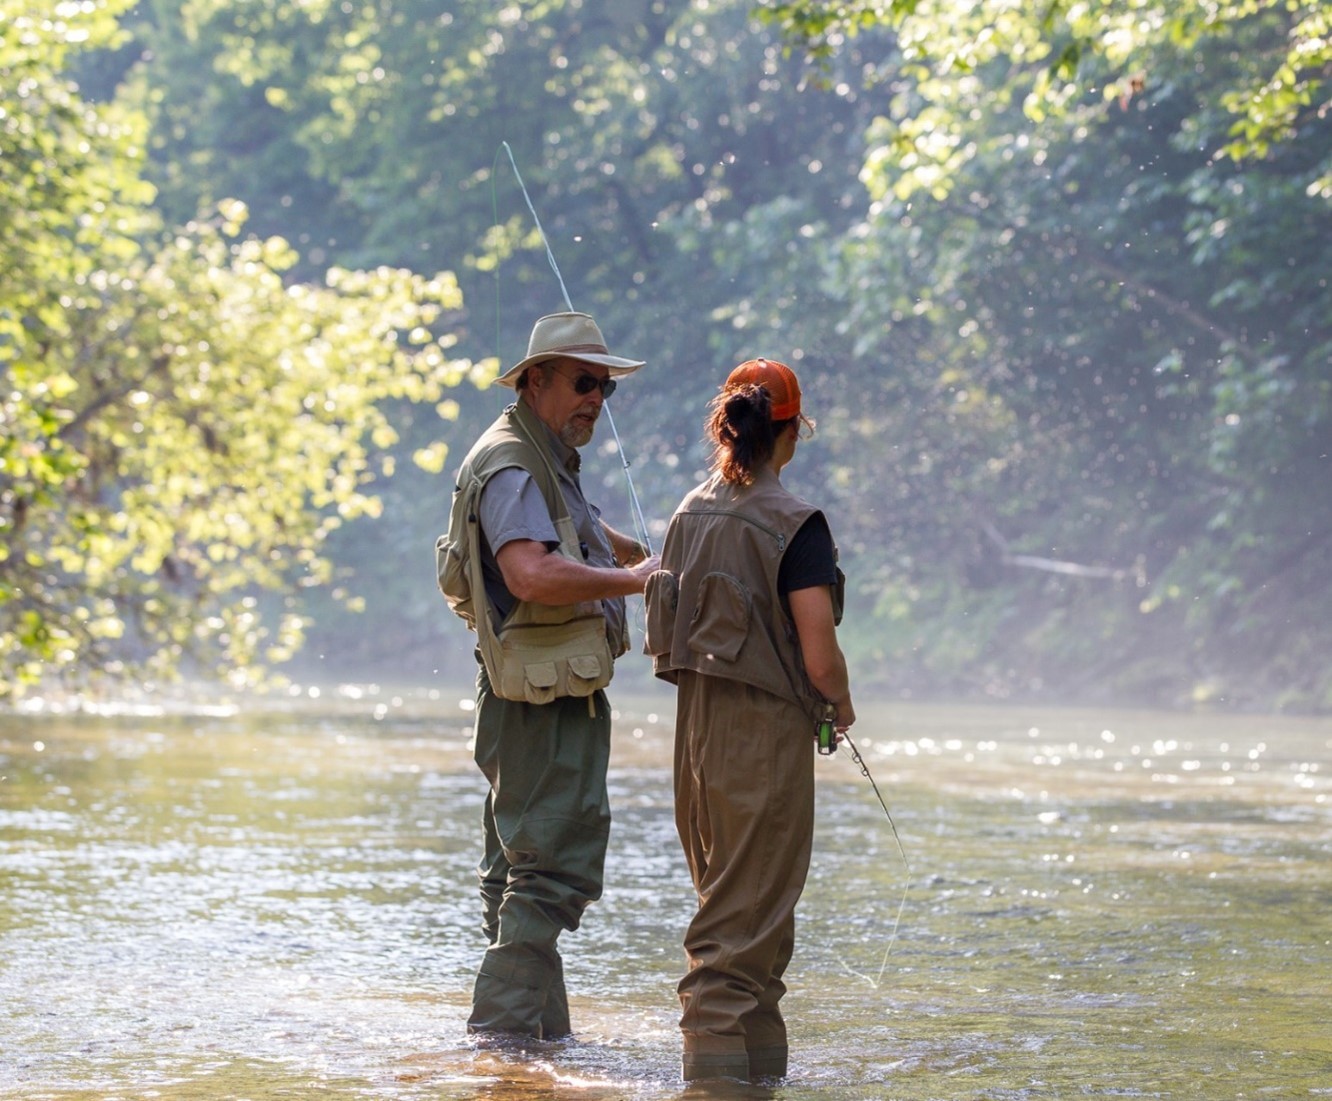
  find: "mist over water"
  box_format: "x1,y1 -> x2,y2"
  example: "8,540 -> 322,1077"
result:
2,688 -> 1328,1100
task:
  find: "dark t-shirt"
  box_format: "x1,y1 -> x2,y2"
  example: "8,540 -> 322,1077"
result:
778,511 -> 837,594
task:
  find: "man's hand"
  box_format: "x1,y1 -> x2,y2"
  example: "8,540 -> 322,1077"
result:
624,553 -> 662,589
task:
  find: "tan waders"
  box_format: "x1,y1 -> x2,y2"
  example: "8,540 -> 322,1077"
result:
674,672 -> 814,1080
466,662 -> 612,1040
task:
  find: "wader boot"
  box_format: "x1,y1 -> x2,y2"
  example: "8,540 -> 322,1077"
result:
472,858 -> 570,1041
682,1051 -> 751,1081
741,1005 -> 788,1077
541,958 -> 572,1040
740,925 -> 792,1076
746,1047 -> 788,1079
466,671 -> 611,1040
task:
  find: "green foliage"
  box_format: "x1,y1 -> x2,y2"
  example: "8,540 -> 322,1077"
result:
7,0 -> 1329,710
0,3 -> 470,698
764,0 -> 1332,709
110,0 -> 889,665
762,0 -> 1331,193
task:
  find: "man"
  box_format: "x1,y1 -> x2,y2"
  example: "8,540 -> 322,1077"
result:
437,311 -> 659,1043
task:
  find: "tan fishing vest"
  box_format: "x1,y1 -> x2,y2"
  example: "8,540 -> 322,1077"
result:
435,401 -> 628,705
643,466 -> 843,719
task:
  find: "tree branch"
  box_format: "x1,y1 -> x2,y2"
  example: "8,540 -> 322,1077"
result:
981,519 -> 1146,584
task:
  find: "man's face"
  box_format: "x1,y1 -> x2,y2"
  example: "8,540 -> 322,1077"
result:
527,358 -> 613,448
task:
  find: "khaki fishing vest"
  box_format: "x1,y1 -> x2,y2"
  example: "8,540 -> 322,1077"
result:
435,400 -> 628,705
643,466 -> 843,719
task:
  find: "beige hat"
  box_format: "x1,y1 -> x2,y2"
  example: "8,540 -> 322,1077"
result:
495,311 -> 645,388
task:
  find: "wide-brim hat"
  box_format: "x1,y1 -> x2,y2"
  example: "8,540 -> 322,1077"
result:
495,311 -> 645,387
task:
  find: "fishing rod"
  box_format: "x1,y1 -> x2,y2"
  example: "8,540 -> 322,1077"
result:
821,718 -> 912,988
491,141 -> 654,555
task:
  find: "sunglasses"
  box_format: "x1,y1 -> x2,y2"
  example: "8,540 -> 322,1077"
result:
554,365 -> 616,398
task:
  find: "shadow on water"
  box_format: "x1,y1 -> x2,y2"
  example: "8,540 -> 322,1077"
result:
2,685 -> 1330,1099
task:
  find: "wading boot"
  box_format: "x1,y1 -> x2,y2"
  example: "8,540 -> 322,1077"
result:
540,967 -> 572,1041
746,1044 -> 788,1078
682,1051 -> 750,1082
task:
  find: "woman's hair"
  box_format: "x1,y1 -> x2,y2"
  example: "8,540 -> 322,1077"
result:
705,383 -> 801,485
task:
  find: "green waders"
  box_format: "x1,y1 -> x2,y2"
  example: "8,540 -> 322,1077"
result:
467,660 -> 612,1040
674,672 -> 815,1080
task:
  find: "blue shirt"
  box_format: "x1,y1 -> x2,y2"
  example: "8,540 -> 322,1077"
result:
476,416 -> 625,642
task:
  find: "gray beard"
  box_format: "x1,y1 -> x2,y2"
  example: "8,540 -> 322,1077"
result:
560,421 -> 595,448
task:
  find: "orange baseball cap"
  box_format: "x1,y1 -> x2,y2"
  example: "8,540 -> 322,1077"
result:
724,358 -> 802,421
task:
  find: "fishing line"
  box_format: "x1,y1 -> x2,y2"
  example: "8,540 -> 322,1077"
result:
839,729 -> 911,989
490,141 -> 653,555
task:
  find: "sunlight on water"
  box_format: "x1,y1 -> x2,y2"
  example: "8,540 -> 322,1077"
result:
2,689 -> 1329,1100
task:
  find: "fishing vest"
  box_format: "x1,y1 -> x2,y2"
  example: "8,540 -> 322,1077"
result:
435,400 -> 628,705
643,466 -> 843,719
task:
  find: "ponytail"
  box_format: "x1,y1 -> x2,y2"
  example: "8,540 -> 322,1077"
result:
706,383 -> 795,485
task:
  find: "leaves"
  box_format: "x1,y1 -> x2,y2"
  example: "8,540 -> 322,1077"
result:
0,4 -> 470,698
5,0 -> 1329,709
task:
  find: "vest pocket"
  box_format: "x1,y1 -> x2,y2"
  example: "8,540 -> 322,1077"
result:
517,660 -> 560,704
643,569 -> 679,657
687,572 -> 751,662
567,653 -> 605,692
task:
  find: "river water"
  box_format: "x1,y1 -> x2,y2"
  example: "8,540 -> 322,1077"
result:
1,685 -> 1328,1100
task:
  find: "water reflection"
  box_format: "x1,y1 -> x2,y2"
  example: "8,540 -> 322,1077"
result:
2,690 -> 1329,1099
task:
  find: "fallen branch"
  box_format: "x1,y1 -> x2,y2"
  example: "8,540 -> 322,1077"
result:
980,520 -> 1145,584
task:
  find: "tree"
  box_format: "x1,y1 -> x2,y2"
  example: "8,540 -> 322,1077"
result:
20,0 -> 1329,708
759,0 -> 1331,181
0,1 -> 472,699
105,0 -> 886,676
758,0 -> 1332,707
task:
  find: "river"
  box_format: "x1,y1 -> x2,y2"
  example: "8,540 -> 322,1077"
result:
2,685 -> 1328,1100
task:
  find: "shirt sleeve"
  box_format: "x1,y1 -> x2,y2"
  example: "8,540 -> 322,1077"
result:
778,511 -> 838,594
477,466 -> 560,554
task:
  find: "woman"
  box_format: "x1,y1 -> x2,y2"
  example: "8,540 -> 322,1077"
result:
644,357 -> 856,1082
